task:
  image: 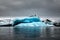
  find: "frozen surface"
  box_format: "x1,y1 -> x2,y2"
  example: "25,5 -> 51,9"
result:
15,22 -> 48,28
13,17 -> 41,26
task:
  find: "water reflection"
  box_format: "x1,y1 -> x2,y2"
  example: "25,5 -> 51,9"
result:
13,26 -> 41,40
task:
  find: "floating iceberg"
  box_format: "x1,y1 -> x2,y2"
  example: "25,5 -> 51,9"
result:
13,17 -> 41,26
13,17 -> 54,38
13,17 -> 53,27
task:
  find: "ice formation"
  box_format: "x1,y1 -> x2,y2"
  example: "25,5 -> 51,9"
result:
13,17 -> 53,38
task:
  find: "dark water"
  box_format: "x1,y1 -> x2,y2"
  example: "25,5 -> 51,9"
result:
0,27 -> 60,40
0,27 -> 13,40
14,26 -> 41,40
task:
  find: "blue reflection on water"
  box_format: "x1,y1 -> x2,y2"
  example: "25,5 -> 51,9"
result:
13,21 -> 48,40
14,26 -> 40,38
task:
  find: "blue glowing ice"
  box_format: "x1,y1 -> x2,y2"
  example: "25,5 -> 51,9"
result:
13,17 -> 41,26
13,17 -> 53,27
13,17 -> 53,38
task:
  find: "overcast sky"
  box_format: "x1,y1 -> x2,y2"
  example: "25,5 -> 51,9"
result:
0,0 -> 60,17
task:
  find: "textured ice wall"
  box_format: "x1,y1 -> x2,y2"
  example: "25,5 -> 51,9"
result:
13,17 -> 52,38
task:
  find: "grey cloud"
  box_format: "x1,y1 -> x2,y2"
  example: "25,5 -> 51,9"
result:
0,0 -> 60,17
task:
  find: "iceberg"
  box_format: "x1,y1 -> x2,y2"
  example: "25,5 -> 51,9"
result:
13,17 -> 41,26
13,17 -> 53,27
13,17 -> 54,38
